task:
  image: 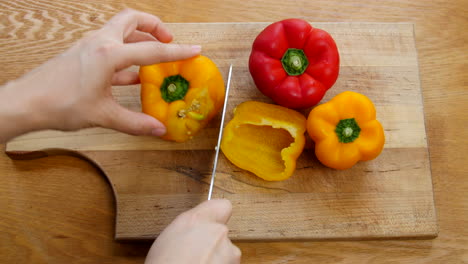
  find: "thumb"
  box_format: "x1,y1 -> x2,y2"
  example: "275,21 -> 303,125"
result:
99,100 -> 166,136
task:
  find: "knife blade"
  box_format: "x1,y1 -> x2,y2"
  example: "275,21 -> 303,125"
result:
207,64 -> 233,200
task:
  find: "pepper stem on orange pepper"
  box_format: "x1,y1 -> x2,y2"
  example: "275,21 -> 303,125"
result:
335,118 -> 361,143
161,75 -> 189,103
168,83 -> 177,93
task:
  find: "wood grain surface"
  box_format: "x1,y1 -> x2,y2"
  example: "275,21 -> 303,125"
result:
5,22 -> 438,241
1,0 -> 467,263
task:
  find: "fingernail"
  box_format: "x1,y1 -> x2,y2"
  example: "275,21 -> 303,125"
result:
151,127 -> 166,137
192,45 -> 202,53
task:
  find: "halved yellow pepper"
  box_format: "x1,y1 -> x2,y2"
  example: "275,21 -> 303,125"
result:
221,101 -> 306,181
307,91 -> 385,170
139,55 -> 225,142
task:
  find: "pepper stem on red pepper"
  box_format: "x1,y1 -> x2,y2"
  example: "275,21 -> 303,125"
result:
335,118 -> 361,143
161,75 -> 189,103
281,48 -> 309,76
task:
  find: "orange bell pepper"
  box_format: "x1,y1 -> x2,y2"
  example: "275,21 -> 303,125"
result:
307,91 -> 385,170
139,55 -> 225,142
221,101 -> 306,181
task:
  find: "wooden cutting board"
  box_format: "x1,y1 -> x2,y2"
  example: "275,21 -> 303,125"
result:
6,22 -> 438,241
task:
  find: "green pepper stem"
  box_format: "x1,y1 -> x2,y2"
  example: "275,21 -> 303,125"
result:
160,75 -> 189,103
281,48 -> 309,76
335,118 -> 361,143
343,127 -> 353,137
168,83 -> 177,93
290,55 -> 302,69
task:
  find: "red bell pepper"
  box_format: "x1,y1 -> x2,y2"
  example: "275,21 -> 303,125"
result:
249,19 -> 340,109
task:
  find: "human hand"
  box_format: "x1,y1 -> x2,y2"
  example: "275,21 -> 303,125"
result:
144,199 -> 241,264
0,9 -> 200,142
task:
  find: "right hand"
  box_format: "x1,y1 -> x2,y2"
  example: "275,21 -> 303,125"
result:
144,199 -> 241,264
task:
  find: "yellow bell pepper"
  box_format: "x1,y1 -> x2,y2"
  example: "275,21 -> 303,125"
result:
221,101 -> 306,181
307,91 -> 385,170
139,55 -> 225,142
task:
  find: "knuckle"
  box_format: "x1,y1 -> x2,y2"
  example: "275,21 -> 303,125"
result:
132,118 -> 149,135
124,117 -> 153,136
153,43 -> 192,64
95,42 -> 116,57
94,101 -> 117,127
153,14 -> 162,22
214,223 -> 229,237
106,8 -> 137,29
121,8 -> 136,15
157,44 -> 173,62
188,210 -> 205,224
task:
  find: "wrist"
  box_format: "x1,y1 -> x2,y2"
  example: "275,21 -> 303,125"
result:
0,79 -> 49,142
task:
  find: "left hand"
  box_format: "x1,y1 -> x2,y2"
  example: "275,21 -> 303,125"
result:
0,9 -> 201,142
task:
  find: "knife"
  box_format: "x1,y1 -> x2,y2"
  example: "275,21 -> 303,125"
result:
207,64 -> 233,200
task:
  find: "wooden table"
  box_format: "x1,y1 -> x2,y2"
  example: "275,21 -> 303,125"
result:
1,0 -> 466,263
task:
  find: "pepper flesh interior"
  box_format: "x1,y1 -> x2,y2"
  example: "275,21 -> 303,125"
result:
230,124 -> 294,174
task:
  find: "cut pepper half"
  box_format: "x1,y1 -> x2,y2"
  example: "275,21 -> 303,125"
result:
221,101 -> 306,181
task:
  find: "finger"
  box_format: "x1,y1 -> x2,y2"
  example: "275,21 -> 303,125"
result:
189,199 -> 233,224
212,238 -> 242,264
111,70 -> 139,85
125,30 -> 158,43
112,70 -> 140,85
231,243 -> 242,264
105,8 -> 173,43
99,100 -> 166,136
113,42 -> 201,71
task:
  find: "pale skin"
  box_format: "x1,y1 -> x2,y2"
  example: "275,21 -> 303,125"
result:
0,9 -> 241,264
